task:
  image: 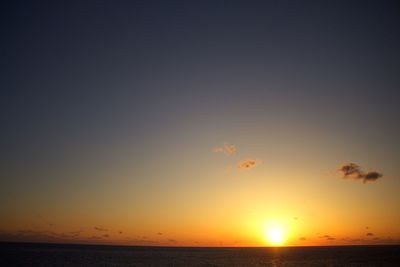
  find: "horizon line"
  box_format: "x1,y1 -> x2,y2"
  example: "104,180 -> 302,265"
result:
1,241 -> 399,249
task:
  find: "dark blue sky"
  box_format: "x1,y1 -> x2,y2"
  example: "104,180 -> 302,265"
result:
3,0 -> 399,159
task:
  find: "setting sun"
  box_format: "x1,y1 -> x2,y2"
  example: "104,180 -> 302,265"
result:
266,226 -> 285,246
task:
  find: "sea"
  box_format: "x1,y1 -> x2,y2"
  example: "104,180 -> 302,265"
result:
1,242 -> 399,266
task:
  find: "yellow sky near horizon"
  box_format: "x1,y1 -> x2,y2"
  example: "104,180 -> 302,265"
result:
1,140 -> 399,247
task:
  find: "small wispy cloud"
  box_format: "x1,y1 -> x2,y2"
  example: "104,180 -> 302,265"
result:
363,171 -> 383,182
366,232 -> 374,236
69,230 -> 82,236
94,227 -> 108,232
214,143 -> 237,156
338,163 -> 383,183
89,235 -> 103,240
339,163 -> 361,177
320,234 -> 335,241
238,159 -> 260,170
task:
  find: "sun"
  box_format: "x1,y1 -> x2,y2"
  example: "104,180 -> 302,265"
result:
265,226 -> 285,246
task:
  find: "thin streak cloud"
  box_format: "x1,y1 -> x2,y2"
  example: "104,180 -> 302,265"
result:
94,227 -> 108,232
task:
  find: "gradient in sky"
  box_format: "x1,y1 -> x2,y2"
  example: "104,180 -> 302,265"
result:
1,0 -> 400,246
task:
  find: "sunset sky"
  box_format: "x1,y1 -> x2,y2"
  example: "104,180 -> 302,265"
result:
1,1 -> 400,246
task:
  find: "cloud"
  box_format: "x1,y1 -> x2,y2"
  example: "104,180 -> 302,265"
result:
338,163 -> 383,183
299,237 -> 306,241
94,227 -> 108,232
89,235 -> 103,240
238,159 -> 260,170
366,232 -> 374,236
214,143 -> 237,156
363,171 -> 383,182
320,234 -> 335,241
157,232 -> 163,235
125,238 -> 159,244
339,163 -> 361,177
0,229 -> 85,243
69,230 -> 82,236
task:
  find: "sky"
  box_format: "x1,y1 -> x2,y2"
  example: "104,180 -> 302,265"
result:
1,0 -> 400,246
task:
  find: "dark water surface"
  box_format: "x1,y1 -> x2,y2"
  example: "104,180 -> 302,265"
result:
1,242 -> 399,266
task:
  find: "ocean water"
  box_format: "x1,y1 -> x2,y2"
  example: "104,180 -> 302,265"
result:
1,242 -> 399,266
